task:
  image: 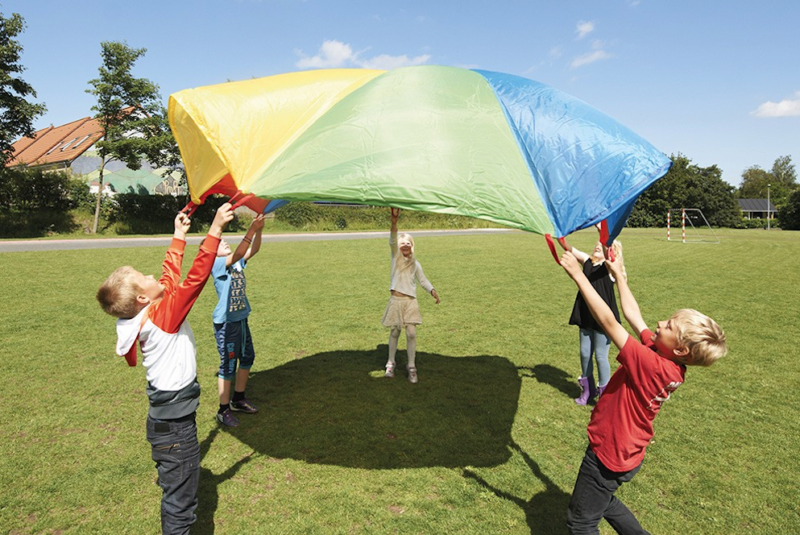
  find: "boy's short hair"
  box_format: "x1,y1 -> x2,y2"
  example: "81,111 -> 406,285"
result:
97,266 -> 143,319
672,309 -> 727,366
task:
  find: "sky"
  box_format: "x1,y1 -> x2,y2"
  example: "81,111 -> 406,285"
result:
3,0 -> 798,186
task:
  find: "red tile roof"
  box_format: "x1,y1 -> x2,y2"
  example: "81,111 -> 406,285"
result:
6,116 -> 105,167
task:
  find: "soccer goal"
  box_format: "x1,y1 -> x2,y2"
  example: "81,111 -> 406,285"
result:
667,208 -> 719,244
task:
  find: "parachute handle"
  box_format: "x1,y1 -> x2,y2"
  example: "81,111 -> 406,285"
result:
545,234 -> 561,265
181,201 -> 199,218
599,220 -> 615,262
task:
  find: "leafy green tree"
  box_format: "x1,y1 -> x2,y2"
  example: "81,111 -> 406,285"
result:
0,9 -> 46,165
628,154 -> 739,228
777,189 -> 800,230
86,41 -> 173,233
737,156 -> 797,208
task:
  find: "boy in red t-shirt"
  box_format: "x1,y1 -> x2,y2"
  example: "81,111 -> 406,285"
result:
559,249 -> 727,535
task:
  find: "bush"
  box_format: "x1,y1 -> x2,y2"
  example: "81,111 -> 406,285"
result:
0,166 -> 77,212
0,167 -> 89,237
106,193 -> 249,235
274,202 -> 502,231
734,218 -> 774,229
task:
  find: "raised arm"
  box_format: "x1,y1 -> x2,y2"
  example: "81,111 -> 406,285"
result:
605,256 -> 646,334
153,204 -> 234,333
557,236 -> 589,264
158,212 -> 193,295
389,208 -> 399,256
229,214 -> 266,266
560,251 -> 629,350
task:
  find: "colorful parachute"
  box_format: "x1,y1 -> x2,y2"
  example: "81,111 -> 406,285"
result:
169,66 -> 671,245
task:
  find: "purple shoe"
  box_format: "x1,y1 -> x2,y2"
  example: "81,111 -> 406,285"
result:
216,408 -> 240,427
575,377 -> 591,406
230,398 -> 259,414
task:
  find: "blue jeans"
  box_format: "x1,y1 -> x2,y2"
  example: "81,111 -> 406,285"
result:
214,319 -> 255,380
567,447 -> 650,535
579,328 -> 611,386
146,414 -> 200,535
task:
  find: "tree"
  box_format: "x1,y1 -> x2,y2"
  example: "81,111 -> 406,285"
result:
777,189 -> 800,230
86,41 -> 172,233
737,156 -> 798,208
628,154 -> 739,228
0,9 -> 46,165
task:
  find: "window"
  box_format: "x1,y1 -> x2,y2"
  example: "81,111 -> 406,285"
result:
45,142 -> 63,155
72,135 -> 91,148
60,138 -> 78,151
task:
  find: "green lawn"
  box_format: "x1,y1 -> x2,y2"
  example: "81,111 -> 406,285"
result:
1,228 -> 797,534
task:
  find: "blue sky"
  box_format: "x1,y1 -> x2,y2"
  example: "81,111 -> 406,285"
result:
4,0 -> 798,186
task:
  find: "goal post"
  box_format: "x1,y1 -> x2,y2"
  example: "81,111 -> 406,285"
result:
666,208 -> 719,244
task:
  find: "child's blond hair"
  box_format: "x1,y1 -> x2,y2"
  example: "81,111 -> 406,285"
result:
672,309 -> 727,366
96,266 -> 144,319
398,232 -> 415,255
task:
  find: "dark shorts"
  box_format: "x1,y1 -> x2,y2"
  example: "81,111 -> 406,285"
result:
214,318 -> 255,380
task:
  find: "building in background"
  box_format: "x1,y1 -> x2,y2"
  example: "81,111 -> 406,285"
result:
5,115 -> 185,196
738,199 -> 776,220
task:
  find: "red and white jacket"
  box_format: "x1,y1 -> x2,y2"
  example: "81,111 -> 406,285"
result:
115,236 -> 220,419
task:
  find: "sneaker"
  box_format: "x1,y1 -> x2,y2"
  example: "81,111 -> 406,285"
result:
230,398 -> 259,414
407,367 -> 418,384
216,408 -> 240,427
384,363 -> 395,378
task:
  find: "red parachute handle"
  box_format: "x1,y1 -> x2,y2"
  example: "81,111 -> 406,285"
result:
545,234 -> 561,265
181,191 -> 258,219
599,219 -> 615,262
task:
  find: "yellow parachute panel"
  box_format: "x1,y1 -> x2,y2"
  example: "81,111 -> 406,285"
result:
168,68 -> 385,203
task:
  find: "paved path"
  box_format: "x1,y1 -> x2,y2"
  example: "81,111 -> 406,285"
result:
0,228 -> 517,253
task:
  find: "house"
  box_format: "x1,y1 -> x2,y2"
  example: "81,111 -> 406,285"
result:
738,199 -> 776,220
5,115 -> 185,196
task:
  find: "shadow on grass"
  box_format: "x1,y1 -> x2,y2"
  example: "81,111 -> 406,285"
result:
195,427 -> 253,535
219,345 -> 520,469
518,364 -> 584,401
463,439 -> 571,535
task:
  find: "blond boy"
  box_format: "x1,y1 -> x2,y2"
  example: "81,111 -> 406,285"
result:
559,249 -> 726,535
96,204 -> 234,535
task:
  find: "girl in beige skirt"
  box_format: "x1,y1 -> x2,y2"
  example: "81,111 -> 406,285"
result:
382,209 -> 440,383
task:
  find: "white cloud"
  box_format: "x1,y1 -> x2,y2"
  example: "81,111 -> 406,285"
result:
752,91 -> 800,117
296,40 -> 431,70
549,46 -> 563,59
571,50 -> 612,68
295,40 -> 356,69
576,21 -> 595,40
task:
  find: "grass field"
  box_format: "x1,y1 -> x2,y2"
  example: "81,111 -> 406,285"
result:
1,227 -> 798,534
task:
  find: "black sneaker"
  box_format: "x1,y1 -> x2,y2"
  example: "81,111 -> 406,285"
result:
230,398 -> 259,414
216,408 -> 240,427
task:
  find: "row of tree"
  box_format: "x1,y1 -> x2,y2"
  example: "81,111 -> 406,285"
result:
629,153 -> 799,229
1,8 -> 799,232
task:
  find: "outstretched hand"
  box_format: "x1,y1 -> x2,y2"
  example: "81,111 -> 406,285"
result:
431,289 -> 441,304
209,203 -> 235,238
250,213 -> 266,232
174,212 -> 191,239
605,255 -> 624,279
560,251 -> 583,279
